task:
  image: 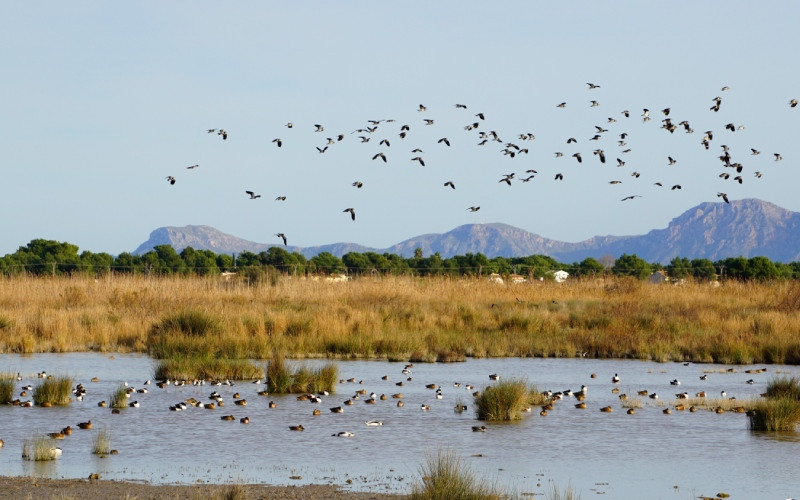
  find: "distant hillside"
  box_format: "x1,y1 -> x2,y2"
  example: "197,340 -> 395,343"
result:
133,199 -> 800,263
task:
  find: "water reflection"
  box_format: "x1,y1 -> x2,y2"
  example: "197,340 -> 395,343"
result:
0,353 -> 798,500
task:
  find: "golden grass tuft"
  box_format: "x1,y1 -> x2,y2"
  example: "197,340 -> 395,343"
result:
0,373 -> 15,404
410,449 -> 501,499
474,378 -> 537,421
265,354 -> 337,393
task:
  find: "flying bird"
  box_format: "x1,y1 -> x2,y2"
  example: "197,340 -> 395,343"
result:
587,82 -> 600,89
186,164 -> 199,169
438,137 -> 450,146
246,191 -> 261,199
717,192 -> 729,204
444,181 -> 455,189
314,124 -> 324,132
411,157 -> 425,166
316,146 -> 328,153
272,138 -> 282,147
275,233 -> 287,246
379,139 -> 390,147
475,112 -> 485,120
275,196 -> 286,201
590,100 -> 599,107
555,173 -> 564,180
424,119 -> 434,125
352,181 -> 363,188
343,208 -> 356,221
455,103 -> 467,109
217,129 -> 228,140
418,104 -> 427,112
774,153 -> 783,161
572,153 -> 582,163
165,176 -> 176,185
467,206 -> 480,212
671,184 -> 682,190
791,99 -> 798,108
621,195 -> 641,201
557,102 -> 566,108
668,156 -> 677,165
372,152 -> 387,163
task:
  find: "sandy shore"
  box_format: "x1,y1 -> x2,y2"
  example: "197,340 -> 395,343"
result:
0,476 -> 405,499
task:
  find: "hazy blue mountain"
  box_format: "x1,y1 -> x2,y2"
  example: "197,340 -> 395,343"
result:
133,199 -> 800,263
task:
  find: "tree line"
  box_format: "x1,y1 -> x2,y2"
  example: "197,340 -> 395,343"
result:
1,239 -> 799,281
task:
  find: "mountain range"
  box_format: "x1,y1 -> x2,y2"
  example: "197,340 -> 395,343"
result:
132,199 -> 800,263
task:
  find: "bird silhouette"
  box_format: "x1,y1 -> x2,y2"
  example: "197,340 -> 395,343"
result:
438,138 -> 450,146
272,138 -> 282,147
314,124 -> 324,132
246,191 -> 261,199
275,196 -> 286,201
373,152 -> 387,163
467,206 -> 480,212
411,157 -> 425,166
717,192 -> 729,204
621,195 -> 641,201
275,233 -> 287,246
186,164 -> 199,169
352,181 -> 363,188
166,176 -> 176,185
587,82 -> 600,89
444,181 -> 455,189
316,146 -> 328,153
343,208 -> 356,221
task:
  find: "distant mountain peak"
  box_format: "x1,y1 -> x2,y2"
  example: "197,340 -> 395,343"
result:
133,199 -> 800,263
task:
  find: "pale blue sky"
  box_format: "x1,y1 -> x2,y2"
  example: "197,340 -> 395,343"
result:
1,2 -> 798,255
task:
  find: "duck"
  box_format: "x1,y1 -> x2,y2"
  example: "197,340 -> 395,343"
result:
365,420 -> 383,426
268,401 -> 277,408
129,401 -> 139,408
676,392 -> 689,399
627,408 -> 635,415
221,415 -> 235,421
575,402 -> 587,409
330,406 -> 344,413
539,410 -> 548,416
333,431 -> 355,438
240,417 -> 250,424
472,426 -> 487,432
670,379 -> 680,386
600,406 -> 613,413
420,404 -> 430,411
61,426 -> 72,436
696,391 -> 706,398
489,374 -> 499,381
663,408 -> 672,414
78,421 -> 92,430
700,374 -> 708,381
234,399 -> 247,406
396,400 -> 404,407
649,393 -> 659,399
289,425 -> 304,431
611,373 -> 620,384
48,432 -> 65,440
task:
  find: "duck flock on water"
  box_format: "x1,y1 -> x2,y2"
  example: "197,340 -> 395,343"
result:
161,84 -> 797,248
1,361 -> 770,460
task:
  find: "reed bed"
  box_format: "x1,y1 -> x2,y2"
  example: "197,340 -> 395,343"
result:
32,375 -> 73,406
410,449 -> 501,500
747,376 -> 800,431
153,357 -> 262,381
1,274 -> 800,364
0,372 -> 15,404
92,428 -> 113,455
266,354 -> 337,393
22,434 -> 61,461
474,378 -> 536,421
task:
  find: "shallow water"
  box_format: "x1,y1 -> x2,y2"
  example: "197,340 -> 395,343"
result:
1,354 -> 798,499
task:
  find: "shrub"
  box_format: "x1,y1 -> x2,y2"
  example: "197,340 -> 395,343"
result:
152,310 -> 221,337
764,376 -> 800,401
33,375 -> 73,406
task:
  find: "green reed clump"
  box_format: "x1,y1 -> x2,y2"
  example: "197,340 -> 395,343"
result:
109,384 -> 129,409
0,373 -> 15,404
410,449 -> 500,500
33,375 -> 73,406
153,356 -> 262,381
22,434 -> 61,461
764,376 -> 800,401
92,428 -> 112,455
265,354 -> 338,393
747,398 -> 800,431
474,378 -> 533,421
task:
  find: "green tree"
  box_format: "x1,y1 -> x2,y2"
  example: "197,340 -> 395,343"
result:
577,257 -> 605,277
310,252 -> 344,274
666,257 -> 691,279
690,258 -> 716,281
612,253 -> 651,279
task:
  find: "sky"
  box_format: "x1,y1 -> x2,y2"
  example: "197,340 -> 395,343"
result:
1,2 -> 798,256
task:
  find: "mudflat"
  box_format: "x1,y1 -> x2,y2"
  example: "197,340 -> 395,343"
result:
0,476 -> 403,500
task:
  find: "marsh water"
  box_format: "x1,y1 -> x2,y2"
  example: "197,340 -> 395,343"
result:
0,354 -> 798,499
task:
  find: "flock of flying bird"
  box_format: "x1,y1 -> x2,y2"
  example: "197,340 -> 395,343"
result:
164,85 -> 797,248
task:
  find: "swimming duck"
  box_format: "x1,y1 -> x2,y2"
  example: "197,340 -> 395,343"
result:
421,404 -> 430,411
663,408 -> 672,414
489,374 -> 499,381
649,393 -> 658,399
48,432 -> 65,440
97,401 -> 107,407
700,374 -> 708,381
289,425 -> 304,431
221,415 -> 235,421
333,431 -> 355,438
696,391 -> 706,398
611,373 -> 620,384
575,402 -> 587,409
676,392 -> 689,399
397,401 -> 404,407
234,399 -> 247,406
330,406 -> 344,413
627,408 -> 635,415
268,401 -> 277,409
312,409 -> 321,416
78,421 -> 92,430
240,417 -> 250,424
670,379 -> 680,386
129,401 -> 139,408
365,420 -> 383,426
472,426 -> 487,432
600,406 -> 613,413
540,410 -> 548,416
61,426 -> 72,436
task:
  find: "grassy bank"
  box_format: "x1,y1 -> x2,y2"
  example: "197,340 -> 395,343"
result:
0,274 -> 799,364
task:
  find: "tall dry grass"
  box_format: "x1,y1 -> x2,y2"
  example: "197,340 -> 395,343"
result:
0,274 -> 799,363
